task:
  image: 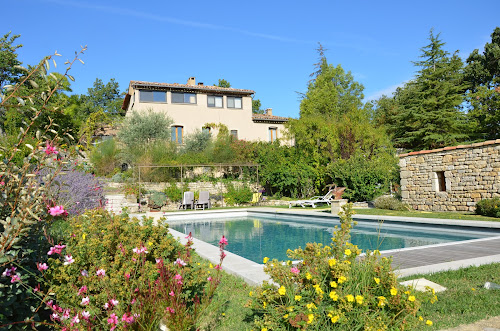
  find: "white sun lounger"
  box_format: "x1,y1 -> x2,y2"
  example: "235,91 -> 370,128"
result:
288,189 -> 336,208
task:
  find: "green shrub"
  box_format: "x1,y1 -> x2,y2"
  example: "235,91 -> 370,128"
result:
224,182 -> 253,205
149,190 -> 167,208
248,204 -> 435,330
164,183 -> 185,202
475,198 -> 500,218
373,196 -> 412,211
89,138 -> 121,177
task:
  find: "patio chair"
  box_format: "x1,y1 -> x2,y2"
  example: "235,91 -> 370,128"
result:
195,191 -> 211,210
251,192 -> 262,205
179,191 -> 195,210
288,189 -> 336,208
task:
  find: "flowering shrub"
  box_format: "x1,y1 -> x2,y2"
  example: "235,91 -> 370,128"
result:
42,209 -> 227,330
248,204 -> 436,330
475,198 -> 500,218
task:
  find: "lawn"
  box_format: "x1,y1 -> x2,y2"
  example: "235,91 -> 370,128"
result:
353,208 -> 500,222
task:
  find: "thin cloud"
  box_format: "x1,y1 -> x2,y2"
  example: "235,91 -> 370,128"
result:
42,0 -> 311,44
365,82 -> 406,102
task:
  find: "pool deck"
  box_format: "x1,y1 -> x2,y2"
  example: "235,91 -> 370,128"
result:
135,207 -> 500,285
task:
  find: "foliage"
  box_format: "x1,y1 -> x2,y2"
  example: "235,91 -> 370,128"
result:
463,27 -> 500,140
475,198 -> 500,218
117,109 -> 173,148
224,182 -> 253,205
148,191 -> 167,209
89,137 -> 121,176
374,30 -> 469,151
215,79 -> 231,88
164,183 -> 185,202
373,196 -> 412,211
41,166 -> 106,215
327,152 -> 398,202
43,209 -> 227,330
80,78 -> 123,117
0,31 -> 23,91
248,204 -> 435,330
252,98 -> 264,114
182,129 -> 212,154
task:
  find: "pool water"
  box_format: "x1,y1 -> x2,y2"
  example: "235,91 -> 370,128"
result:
170,215 -> 492,264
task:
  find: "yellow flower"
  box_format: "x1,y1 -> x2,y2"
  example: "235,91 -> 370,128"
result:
390,287 -> 398,296
419,316 -> 423,321
374,277 -> 380,284
148,241 -> 153,246
344,249 -> 351,256
278,286 -> 286,296
377,296 -> 387,307
328,258 -> 337,267
286,260 -> 292,265
287,306 -> 295,312
471,287 -> 476,291
355,295 -> 364,305
262,328 -> 268,331
221,312 -> 225,316
426,320 -> 433,326
330,314 -> 339,323
329,291 -> 339,301
408,295 -> 416,302
306,302 -> 317,310
249,291 -> 253,297
283,314 -> 289,319
338,276 -> 347,284
263,301 -> 267,308
330,281 -> 338,288
306,272 -> 312,280
295,295 -> 302,301
313,284 -> 323,294
307,314 -> 314,324
263,257 -> 269,264
209,263 -> 213,268
346,294 -> 354,302
82,233 -> 86,240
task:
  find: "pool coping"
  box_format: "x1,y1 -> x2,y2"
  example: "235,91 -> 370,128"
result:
131,208 -> 500,285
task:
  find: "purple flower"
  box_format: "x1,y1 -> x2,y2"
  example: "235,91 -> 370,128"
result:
81,269 -> 89,277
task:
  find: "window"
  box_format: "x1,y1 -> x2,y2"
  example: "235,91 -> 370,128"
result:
207,95 -> 223,108
227,96 -> 242,109
230,130 -> 238,140
139,90 -> 167,103
436,171 -> 446,192
172,92 -> 196,104
202,127 -> 211,134
269,127 -> 277,142
171,126 -> 183,144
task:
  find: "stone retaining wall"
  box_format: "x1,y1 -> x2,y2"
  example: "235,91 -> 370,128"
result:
399,140 -> 500,211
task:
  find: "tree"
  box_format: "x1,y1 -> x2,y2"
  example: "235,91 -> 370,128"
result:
215,79 -> 231,88
0,31 -> 23,89
464,27 -> 500,140
80,78 -> 123,117
375,30 -> 469,151
252,98 -> 264,114
117,109 -> 173,148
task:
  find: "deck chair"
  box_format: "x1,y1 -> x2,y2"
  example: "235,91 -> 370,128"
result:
178,191 -> 194,210
195,191 -> 211,210
288,189 -> 336,208
251,192 -> 262,205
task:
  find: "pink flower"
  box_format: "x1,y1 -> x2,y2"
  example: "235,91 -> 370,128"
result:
77,285 -> 87,296
0,181 -> 4,185
214,265 -> 222,270
47,244 -> 66,255
132,245 -> 148,255
166,307 -> 175,314
107,313 -> 119,330
81,311 -> 90,320
110,299 -> 119,306
174,274 -> 182,280
49,205 -> 66,217
37,262 -> 48,271
10,274 -> 20,283
207,276 -> 213,282
131,298 -> 136,304
155,258 -> 162,264
44,142 -> 59,155
124,273 -> 130,280
219,235 -> 228,246
175,258 -> 187,266
186,232 -> 193,240
291,267 -> 300,275
169,291 -> 175,297
71,314 -> 80,325
51,313 -> 60,321
104,302 -> 109,309
2,266 -> 16,277
81,297 -> 90,306
34,284 -> 40,292
62,309 -> 70,320
121,313 -> 134,324
96,268 -> 106,277
63,255 -> 74,265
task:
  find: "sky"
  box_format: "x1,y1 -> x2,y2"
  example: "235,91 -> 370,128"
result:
2,0 -> 499,119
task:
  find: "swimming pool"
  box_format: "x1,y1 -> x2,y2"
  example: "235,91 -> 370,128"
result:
169,212 -> 497,264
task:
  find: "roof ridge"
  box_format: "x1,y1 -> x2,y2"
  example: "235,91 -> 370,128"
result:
399,139 -> 500,157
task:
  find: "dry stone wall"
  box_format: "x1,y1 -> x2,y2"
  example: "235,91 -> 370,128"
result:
399,140 -> 500,212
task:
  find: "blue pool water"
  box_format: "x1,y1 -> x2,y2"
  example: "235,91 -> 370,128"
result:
170,214 -> 493,263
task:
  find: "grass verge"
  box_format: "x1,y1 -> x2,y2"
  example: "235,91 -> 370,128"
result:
354,208 -> 500,222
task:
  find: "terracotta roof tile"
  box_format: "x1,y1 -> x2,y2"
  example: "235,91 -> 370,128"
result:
129,80 -> 255,94
399,139 -> 500,158
252,113 -> 289,122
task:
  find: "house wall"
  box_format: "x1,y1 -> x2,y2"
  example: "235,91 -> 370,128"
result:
399,140 -> 500,211
127,90 -> 288,143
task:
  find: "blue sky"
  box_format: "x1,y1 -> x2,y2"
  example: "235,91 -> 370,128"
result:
2,0 -> 499,118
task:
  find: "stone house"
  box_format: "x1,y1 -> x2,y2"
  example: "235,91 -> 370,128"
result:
399,139 -> 500,211
121,77 -> 290,144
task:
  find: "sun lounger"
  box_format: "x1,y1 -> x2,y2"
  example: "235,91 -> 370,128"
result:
195,191 -> 211,210
288,189 -> 336,208
179,191 -> 194,210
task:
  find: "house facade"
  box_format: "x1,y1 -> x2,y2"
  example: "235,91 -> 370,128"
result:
399,139 -> 500,211
121,77 -> 290,144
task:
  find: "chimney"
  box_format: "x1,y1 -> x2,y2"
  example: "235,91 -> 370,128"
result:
265,108 -> 273,116
187,77 -> 196,86
197,82 -> 204,86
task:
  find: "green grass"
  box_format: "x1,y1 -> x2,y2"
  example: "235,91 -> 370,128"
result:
400,263 -> 500,330
354,208 -> 500,222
